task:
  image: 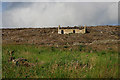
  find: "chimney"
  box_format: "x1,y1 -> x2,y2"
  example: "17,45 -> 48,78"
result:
58,25 -> 60,30
58,25 -> 60,34
84,25 -> 86,33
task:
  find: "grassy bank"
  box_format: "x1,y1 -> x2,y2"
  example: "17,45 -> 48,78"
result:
2,44 -> 118,78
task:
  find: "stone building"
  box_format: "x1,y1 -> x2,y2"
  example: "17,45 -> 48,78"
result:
58,25 -> 86,34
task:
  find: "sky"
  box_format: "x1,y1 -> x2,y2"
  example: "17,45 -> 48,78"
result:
0,1 -> 1,27
1,1 -> 119,28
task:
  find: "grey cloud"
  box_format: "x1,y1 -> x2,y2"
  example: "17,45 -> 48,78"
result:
0,11 -> 1,27
2,2 -> 118,28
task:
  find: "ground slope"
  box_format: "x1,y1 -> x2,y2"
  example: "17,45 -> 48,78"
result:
2,25 -> 120,51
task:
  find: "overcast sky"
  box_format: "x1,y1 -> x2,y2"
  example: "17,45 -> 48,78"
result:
2,2 -> 118,28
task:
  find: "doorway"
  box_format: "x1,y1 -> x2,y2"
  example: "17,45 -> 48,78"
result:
61,30 -> 64,34
73,30 -> 75,33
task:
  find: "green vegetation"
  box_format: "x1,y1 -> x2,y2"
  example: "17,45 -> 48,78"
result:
2,44 -> 118,78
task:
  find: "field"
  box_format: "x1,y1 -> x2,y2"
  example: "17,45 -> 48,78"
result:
2,44 -> 119,78
2,25 -> 120,78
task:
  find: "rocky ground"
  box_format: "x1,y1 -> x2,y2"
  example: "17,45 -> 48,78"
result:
2,25 -> 120,51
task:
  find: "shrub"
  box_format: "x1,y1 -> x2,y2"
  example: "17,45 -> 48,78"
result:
64,46 -> 68,48
79,45 -> 85,51
101,51 -> 106,55
51,47 -> 55,51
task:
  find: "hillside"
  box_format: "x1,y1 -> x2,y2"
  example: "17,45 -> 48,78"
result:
2,25 -> 119,78
2,25 -> 120,51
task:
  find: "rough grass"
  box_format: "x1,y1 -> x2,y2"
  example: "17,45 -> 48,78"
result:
2,44 -> 118,78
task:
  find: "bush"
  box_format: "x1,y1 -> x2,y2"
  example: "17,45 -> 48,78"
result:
79,45 -> 85,51
101,51 -> 106,55
64,46 -> 68,48
51,47 -> 55,51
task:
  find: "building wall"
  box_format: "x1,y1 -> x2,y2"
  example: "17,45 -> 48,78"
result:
58,29 -> 86,34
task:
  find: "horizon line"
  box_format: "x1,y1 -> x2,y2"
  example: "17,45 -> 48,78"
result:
1,24 -> 119,29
